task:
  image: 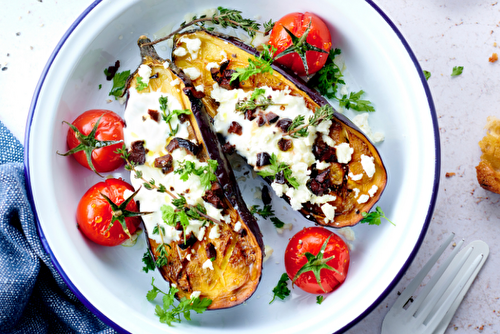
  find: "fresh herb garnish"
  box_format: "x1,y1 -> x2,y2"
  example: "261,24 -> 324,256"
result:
108,70 -> 130,99
316,295 -> 324,305
285,105 -> 335,138
270,217 -> 285,229
235,88 -> 280,112
155,243 -> 170,268
310,48 -> 375,112
230,44 -> 276,83
360,206 -> 395,226
423,70 -> 431,81
136,76 -> 148,91
159,95 -> 191,137
270,273 -> 291,304
257,153 -> 299,189
337,90 -> 375,112
147,278 -> 212,326
249,204 -> 275,219
144,7 -> 272,48
142,250 -> 156,273
451,66 -> 463,76
175,159 -> 218,190
98,84 -> 102,90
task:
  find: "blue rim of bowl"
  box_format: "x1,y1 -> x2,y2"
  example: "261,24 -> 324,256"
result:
23,1 -> 440,333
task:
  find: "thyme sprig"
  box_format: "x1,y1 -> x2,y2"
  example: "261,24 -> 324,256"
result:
230,44 -> 277,83
235,88 -> 285,112
159,96 -> 191,137
115,145 -> 222,226
286,105 -> 335,138
142,7 -> 273,47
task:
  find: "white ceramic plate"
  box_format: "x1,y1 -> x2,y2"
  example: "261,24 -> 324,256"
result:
25,0 -> 439,333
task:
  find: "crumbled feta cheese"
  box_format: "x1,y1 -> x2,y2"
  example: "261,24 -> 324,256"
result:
321,203 -> 336,224
335,143 -> 354,164
186,254 -> 191,261
317,120 -> 332,136
361,154 -> 376,178
353,188 -> 360,198
137,64 -> 152,86
190,291 -> 201,299
250,32 -> 271,47
169,78 -> 180,86
179,37 -> 202,59
322,135 -> 335,147
183,67 -> 201,80
271,182 -> 286,197
173,46 -> 188,57
348,172 -> 363,181
263,245 -> 273,263
310,194 -> 336,205
202,259 -> 214,270
195,84 -> 204,92
208,225 -> 220,239
368,185 -> 378,197
357,194 -> 369,204
276,223 -> 293,234
233,221 -> 242,232
206,62 -> 219,71
352,113 -> 385,143
315,160 -> 331,170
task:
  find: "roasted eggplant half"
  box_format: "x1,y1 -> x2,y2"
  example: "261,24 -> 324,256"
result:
123,36 -> 263,309
172,30 -> 387,228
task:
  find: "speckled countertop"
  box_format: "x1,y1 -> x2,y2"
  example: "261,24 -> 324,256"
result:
1,1 -> 499,333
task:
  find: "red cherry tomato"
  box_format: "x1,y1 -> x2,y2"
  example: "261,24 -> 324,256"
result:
66,109 -> 125,173
76,178 -> 142,247
284,227 -> 349,294
268,12 -> 332,76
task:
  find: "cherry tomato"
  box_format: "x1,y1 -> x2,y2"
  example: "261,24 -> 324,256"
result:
65,109 -> 125,174
268,12 -> 332,76
76,178 -> 142,247
284,227 -> 349,294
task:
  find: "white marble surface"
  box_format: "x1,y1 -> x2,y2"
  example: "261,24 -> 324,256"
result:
1,1 -> 499,333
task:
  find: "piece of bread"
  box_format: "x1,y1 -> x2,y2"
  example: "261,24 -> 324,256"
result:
476,116 -> 500,194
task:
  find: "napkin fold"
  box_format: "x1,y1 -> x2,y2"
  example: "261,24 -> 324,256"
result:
0,121 -> 115,334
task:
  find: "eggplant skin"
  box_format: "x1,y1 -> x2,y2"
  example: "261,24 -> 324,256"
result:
130,36 -> 263,309
172,30 -> 388,228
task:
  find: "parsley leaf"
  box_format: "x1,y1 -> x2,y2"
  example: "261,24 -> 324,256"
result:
249,204 -> 275,219
108,70 -> 130,99
338,90 -> 375,112
98,84 -> 102,90
451,66 -> 463,76
142,250 -> 156,273
360,206 -> 395,226
175,159 -> 218,190
147,278 -> 212,326
311,48 -> 344,99
136,76 -> 148,91
270,273 -> 291,304
231,44 -> 276,83
257,153 -> 299,189
423,70 -> 431,81
161,205 -> 177,226
316,295 -> 324,305
270,217 -> 285,228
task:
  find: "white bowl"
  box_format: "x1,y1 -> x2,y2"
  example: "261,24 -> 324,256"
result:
24,0 -> 439,333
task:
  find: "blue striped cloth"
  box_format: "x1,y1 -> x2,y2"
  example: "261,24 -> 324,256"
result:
0,121 -> 115,334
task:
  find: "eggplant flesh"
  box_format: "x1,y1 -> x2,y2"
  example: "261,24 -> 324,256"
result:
172,30 -> 387,228
124,36 -> 263,309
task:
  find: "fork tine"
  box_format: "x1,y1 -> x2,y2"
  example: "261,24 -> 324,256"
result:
406,238 -> 464,317
423,253 -> 483,333
394,233 -> 455,309
413,246 -> 473,323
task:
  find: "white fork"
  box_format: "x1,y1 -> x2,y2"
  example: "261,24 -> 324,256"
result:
382,234 -> 489,334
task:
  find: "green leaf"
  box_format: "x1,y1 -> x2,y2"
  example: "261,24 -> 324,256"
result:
270,217 -> 285,228
338,90 -> 375,112
270,273 -> 291,304
161,205 -> 177,226
310,48 -> 344,99
109,70 -> 130,99
249,205 -> 275,219
423,70 -> 431,81
98,84 -> 102,90
360,206 -> 395,226
316,295 -> 324,305
142,250 -> 156,273
230,44 -> 276,83
451,66 -> 463,76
